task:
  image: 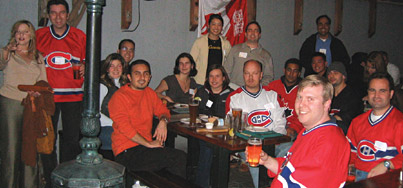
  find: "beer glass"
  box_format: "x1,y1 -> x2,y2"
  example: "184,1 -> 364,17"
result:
232,108 -> 242,119
72,61 -> 82,79
247,137 -> 262,167
189,98 -> 199,127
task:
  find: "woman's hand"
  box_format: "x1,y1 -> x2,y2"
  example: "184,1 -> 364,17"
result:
27,91 -> 41,97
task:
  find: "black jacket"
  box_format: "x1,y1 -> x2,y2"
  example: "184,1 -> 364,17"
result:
299,33 -> 350,77
195,87 -> 233,118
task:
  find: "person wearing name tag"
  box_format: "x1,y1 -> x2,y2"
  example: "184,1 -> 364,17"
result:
225,60 -> 286,188
194,64 -> 233,187
155,53 -> 198,104
347,72 -> 403,181
224,21 -> 274,89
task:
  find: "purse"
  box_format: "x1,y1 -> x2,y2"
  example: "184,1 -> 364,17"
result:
36,109 -> 55,154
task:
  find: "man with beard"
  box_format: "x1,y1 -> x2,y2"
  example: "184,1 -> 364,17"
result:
109,60 -> 186,177
328,61 -> 363,134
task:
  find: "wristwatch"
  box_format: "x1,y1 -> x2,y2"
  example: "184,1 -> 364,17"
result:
160,116 -> 169,123
383,160 -> 391,171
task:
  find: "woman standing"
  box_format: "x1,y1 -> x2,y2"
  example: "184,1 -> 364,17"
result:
194,64 -> 233,188
155,53 -> 198,104
0,20 -> 47,188
99,53 -> 129,160
190,14 -> 232,84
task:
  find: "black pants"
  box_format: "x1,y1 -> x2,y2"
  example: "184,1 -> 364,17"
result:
116,145 -> 187,178
40,101 -> 83,187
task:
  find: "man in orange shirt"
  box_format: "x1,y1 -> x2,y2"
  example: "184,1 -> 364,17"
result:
109,60 -> 186,177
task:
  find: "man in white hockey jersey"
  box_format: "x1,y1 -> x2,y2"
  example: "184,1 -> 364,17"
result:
225,59 -> 286,188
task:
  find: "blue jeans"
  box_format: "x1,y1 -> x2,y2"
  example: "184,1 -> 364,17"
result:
355,169 -> 368,182
239,152 -> 259,188
195,140 -> 213,188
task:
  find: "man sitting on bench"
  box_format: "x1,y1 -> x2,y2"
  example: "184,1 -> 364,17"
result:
109,60 -> 186,177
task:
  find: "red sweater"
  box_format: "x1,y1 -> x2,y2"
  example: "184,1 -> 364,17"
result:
108,85 -> 170,156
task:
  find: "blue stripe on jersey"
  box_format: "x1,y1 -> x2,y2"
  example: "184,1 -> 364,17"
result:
241,85 -> 262,98
368,106 -> 393,126
302,123 -> 338,136
278,165 -> 304,188
375,149 -> 399,160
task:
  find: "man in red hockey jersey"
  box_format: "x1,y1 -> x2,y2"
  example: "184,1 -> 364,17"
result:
250,74 -> 350,188
347,72 -> 403,181
36,0 -> 86,187
267,58 -> 303,157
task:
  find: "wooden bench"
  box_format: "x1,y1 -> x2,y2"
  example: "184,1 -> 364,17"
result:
126,169 -> 201,188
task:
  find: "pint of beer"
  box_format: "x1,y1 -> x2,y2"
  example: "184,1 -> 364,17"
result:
247,137 -> 262,167
189,98 -> 199,127
232,108 -> 242,118
72,62 -> 82,79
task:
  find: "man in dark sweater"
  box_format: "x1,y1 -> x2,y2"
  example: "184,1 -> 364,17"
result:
328,61 -> 363,134
299,15 -> 350,77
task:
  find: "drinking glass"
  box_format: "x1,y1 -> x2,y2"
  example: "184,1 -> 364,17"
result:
189,98 -> 199,128
247,137 -> 262,167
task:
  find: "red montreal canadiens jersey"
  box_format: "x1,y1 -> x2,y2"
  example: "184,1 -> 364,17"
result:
36,25 -> 86,102
267,79 -> 303,133
269,122 -> 350,188
225,86 -> 286,134
347,106 -> 403,172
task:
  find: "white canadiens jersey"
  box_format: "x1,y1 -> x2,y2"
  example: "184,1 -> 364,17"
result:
225,86 -> 287,135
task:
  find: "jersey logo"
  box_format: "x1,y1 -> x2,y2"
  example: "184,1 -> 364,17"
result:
248,109 -> 272,127
45,52 -> 72,70
357,140 -> 377,161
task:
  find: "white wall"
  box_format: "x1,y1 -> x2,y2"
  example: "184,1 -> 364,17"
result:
0,0 -> 402,88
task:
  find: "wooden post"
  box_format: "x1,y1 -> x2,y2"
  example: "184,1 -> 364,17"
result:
121,0 -> 132,29
334,0 -> 343,36
189,0 -> 199,31
247,0 -> 256,22
368,0 -> 376,38
294,0 -> 303,35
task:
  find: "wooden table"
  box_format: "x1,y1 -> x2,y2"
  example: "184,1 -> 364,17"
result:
344,169 -> 402,188
167,121 -> 290,188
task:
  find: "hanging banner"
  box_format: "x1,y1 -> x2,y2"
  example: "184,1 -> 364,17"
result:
198,0 -> 248,46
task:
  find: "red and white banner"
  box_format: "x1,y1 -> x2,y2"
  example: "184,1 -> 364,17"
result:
198,0 -> 248,46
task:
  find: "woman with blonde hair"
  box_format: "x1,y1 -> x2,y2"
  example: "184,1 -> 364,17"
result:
0,20 -> 47,188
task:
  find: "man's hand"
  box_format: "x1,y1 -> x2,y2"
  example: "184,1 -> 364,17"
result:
146,140 -> 163,148
153,119 -> 167,145
79,63 -> 85,78
367,162 -> 388,178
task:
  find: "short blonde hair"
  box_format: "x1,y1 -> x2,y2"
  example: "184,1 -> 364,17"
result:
298,75 -> 334,102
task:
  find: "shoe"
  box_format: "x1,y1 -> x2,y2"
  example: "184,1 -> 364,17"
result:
238,162 -> 249,172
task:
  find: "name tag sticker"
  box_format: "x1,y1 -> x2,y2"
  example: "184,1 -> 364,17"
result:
55,57 -> 66,64
374,141 -> 387,152
319,48 -> 327,55
189,89 -> 195,95
239,52 -> 247,58
206,100 -> 213,108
